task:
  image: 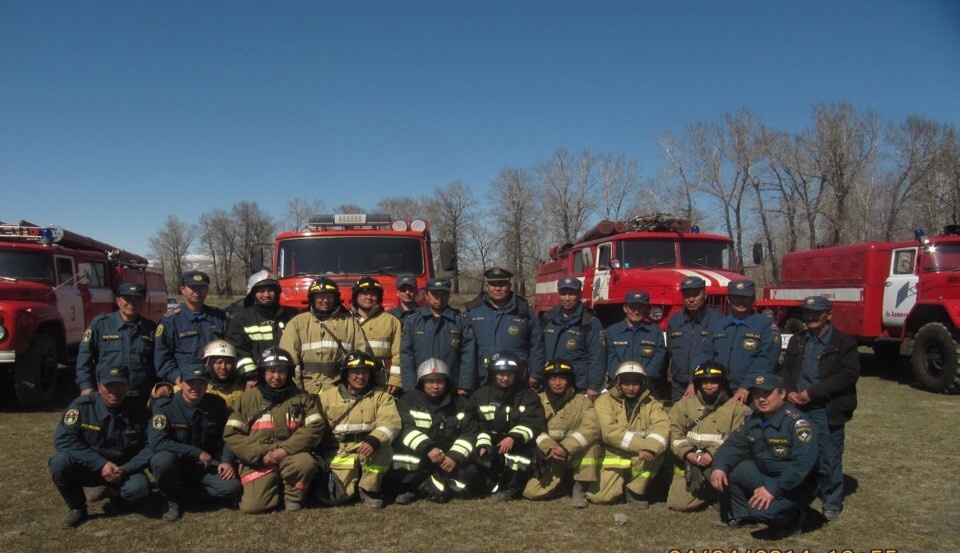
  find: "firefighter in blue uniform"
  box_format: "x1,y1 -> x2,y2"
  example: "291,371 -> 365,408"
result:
155,270 -> 229,388
400,277 -> 478,395
710,374 -> 818,536
538,277 -> 605,399
465,267 -> 545,386
50,365 -> 153,529
696,280 -> 780,404
388,273 -> 420,321
149,363 -> 242,522
76,283 -> 159,402
666,276 -> 724,402
605,291 -> 667,383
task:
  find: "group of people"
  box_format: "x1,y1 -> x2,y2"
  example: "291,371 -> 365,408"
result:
52,267 -> 859,539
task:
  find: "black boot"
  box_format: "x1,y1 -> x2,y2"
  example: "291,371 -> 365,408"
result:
57,486 -> 88,529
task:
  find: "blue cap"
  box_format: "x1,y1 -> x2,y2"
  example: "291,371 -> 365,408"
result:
680,276 -> 706,290
728,280 -> 755,297
557,276 -> 582,292
97,366 -> 129,386
748,373 -> 783,391
396,274 -> 417,290
624,290 -> 650,305
181,270 -> 211,286
803,296 -> 832,311
118,283 -> 147,298
484,267 -> 513,281
180,363 -> 211,382
427,277 -> 451,291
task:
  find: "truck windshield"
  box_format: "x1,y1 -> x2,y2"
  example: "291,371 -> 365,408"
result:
0,251 -> 55,283
618,240 -> 676,268
920,244 -> 960,272
276,236 -> 425,277
680,240 -> 736,271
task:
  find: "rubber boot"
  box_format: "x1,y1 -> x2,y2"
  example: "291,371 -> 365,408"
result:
571,481 -> 588,509
57,486 -> 89,529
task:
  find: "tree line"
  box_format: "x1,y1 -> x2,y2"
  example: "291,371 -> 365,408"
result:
150,101 -> 960,295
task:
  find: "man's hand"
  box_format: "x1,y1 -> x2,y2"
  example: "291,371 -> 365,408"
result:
547,445 -> 568,461
198,450 -> 213,468
787,391 -> 801,404
528,377 -> 540,389
439,456 -> 458,473
749,486 -> 775,511
731,387 -> 750,404
458,389 -> 469,397
217,462 -> 236,480
154,384 -> 174,399
262,448 -> 289,467
585,389 -> 600,401
358,442 -> 375,458
427,448 -> 446,465
710,469 -> 728,491
387,385 -> 400,395
80,388 -> 94,396
101,462 -> 123,484
636,449 -> 655,463
497,437 -> 515,455
685,451 -> 713,467
795,390 -> 812,405
245,380 -> 257,390
683,383 -> 696,398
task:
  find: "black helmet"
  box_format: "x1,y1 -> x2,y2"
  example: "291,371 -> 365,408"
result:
542,358 -> 576,381
692,361 -> 728,385
256,347 -> 295,383
308,277 -> 340,301
487,351 -> 522,379
340,350 -> 381,389
351,276 -> 384,306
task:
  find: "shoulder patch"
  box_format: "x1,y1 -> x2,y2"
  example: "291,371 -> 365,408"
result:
795,419 -> 812,442
155,324 -> 164,338
63,408 -> 79,426
151,414 -> 168,431
82,329 -> 93,344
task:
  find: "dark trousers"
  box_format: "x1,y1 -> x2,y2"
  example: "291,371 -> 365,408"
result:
49,452 -> 150,509
718,460 -> 816,527
802,408 -> 845,511
150,451 -> 242,502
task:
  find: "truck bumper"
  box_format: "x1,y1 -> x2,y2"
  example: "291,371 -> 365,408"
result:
0,350 -> 14,364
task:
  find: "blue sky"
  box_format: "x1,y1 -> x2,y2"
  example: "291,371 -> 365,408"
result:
2,1 -> 958,257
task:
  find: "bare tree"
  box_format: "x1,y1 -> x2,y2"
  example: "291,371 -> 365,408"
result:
376,197 -> 428,220
148,215 -> 196,294
595,153 -> 639,221
197,209 -> 235,296
230,201 -> 277,283
333,203 -> 366,214
489,168 -> 540,297
656,131 -> 699,222
535,149 -> 596,245
284,197 -> 326,230
431,181 -> 478,293
880,115 -> 947,240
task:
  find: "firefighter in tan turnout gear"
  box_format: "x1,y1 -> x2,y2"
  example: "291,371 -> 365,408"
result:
317,351 -> 401,508
523,358 -> 600,508
350,277 -> 403,393
280,277 -> 369,394
667,361 -> 749,511
588,361 -> 670,507
223,348 -> 325,513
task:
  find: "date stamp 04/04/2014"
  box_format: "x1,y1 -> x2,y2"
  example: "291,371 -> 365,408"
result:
668,550 -> 898,553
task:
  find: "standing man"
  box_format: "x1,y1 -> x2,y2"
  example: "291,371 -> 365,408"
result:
279,277 -> 368,394
388,274 -> 420,322
710,374 -> 818,536
696,280 -> 780,404
605,291 -> 667,384
400,277 -> 477,395
76,283 -> 158,403
538,277 -> 605,400
226,270 -> 300,383
465,267 -> 545,386
350,277 -> 403,393
50,366 -> 153,529
778,296 -> 859,521
666,276 -> 723,402
155,271 -> 228,389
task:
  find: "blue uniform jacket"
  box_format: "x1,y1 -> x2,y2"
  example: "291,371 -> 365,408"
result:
155,305 -> 228,383
54,393 -> 153,473
540,303 -> 605,393
712,403 -> 818,497
604,319 -> 667,380
696,312 -> 780,390
400,306 -> 478,392
149,392 -> 235,465
75,312 -> 158,397
465,294 -> 545,385
666,307 -> 723,384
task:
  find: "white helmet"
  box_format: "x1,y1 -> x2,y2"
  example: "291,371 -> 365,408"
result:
203,339 -> 237,361
614,361 -> 647,379
244,270 -> 280,307
416,358 -> 451,384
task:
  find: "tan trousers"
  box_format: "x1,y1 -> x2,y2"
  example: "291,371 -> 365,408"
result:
238,452 -> 319,514
523,444 -> 599,500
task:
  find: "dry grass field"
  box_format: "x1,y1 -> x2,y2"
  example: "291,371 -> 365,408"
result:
1,348 -> 957,553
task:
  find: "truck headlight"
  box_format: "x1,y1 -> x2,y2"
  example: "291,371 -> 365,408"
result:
649,306 -> 663,321
0,324 -> 7,342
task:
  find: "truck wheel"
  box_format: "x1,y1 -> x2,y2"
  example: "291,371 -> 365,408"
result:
911,322 -> 960,394
14,334 -> 59,408
783,318 -> 806,334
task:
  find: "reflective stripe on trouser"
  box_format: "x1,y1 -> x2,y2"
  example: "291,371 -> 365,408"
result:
523,444 -> 600,500
324,443 -> 393,496
238,452 -> 318,514
666,464 -> 714,512
719,459 -> 816,526
586,450 -> 664,505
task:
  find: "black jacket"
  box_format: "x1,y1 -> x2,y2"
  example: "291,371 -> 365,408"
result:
777,326 -> 859,426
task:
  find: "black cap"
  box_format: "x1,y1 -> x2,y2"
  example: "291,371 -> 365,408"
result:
624,290 -> 650,305
728,280 -> 755,297
118,283 -> 147,298
181,270 -> 211,286
97,366 -> 129,385
427,277 -> 451,291
803,296 -> 832,311
557,276 -> 582,292
395,274 -> 417,290
680,276 -> 706,290
748,374 -> 784,391
484,267 -> 513,281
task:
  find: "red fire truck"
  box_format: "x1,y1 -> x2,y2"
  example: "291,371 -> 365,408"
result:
255,213 -> 451,311
534,214 -> 747,329
758,226 -> 960,393
0,221 -> 166,407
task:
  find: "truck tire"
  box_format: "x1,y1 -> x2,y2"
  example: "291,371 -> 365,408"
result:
911,322 -> 960,394
14,334 -> 59,408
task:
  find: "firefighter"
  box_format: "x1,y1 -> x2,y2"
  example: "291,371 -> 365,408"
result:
317,350 -> 401,508
387,273 -> 420,321
386,358 -> 479,504
696,280 -> 780,404
666,276 -> 724,402
223,348 -> 325,514
667,361 -> 749,512
777,295 -> 859,521
587,361 -> 670,507
279,276 -> 369,394
350,276 -> 403,394
76,283 -> 159,403
537,277 -> 605,400
711,374 -> 818,537
149,364 -> 242,522
399,277 -> 478,395
155,271 -> 229,390
49,365 -> 153,529
604,291 -> 667,383
465,267 -> 545,386
470,351 -> 545,501
523,358 -> 600,508
226,270 -> 300,383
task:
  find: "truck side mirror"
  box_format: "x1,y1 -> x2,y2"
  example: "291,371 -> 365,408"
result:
581,248 -> 594,269
439,242 -> 457,273
250,247 -> 265,272
752,242 -> 764,265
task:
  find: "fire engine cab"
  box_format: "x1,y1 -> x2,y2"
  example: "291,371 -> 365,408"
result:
0,221 -> 166,407
535,214 -> 747,329
255,213 -> 451,310
758,225 -> 960,394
